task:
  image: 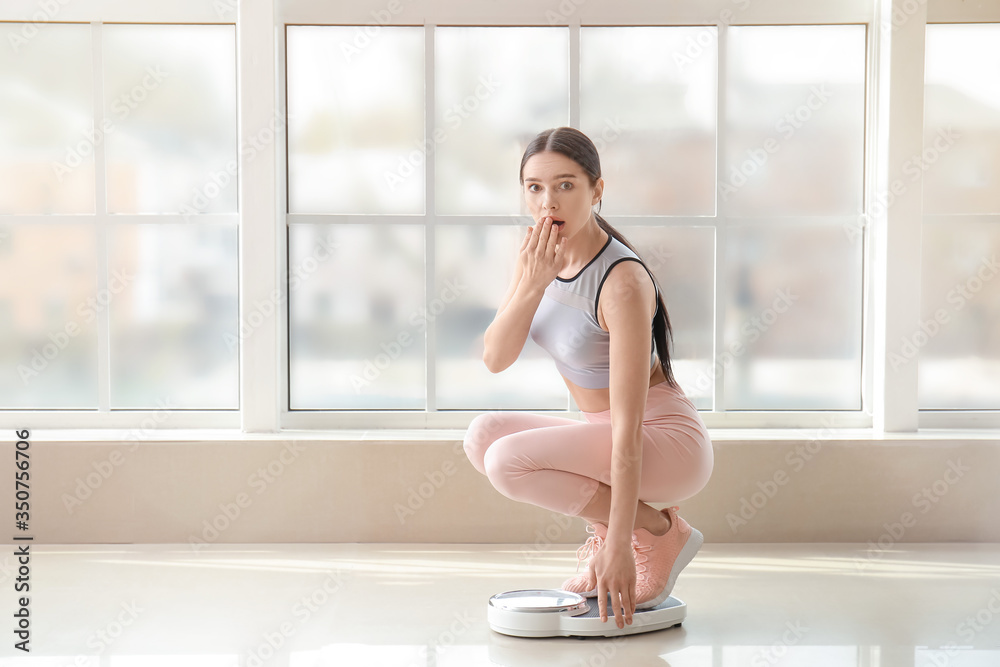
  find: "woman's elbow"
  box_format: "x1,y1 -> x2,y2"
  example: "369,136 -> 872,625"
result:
482,351 -> 506,374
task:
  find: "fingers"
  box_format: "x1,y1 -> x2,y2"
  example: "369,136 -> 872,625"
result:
613,590 -> 626,629
597,580 -> 607,623
524,217 -> 546,252
537,216 -> 551,247
598,585 -> 628,629
627,586 -> 635,626
546,218 -> 563,255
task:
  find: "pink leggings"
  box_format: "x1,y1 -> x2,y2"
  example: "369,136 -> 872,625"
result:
463,381 -> 714,517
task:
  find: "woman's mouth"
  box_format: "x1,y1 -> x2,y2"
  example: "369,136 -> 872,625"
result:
550,217 -> 565,227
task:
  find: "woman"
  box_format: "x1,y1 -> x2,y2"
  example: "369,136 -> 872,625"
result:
463,126 -> 713,630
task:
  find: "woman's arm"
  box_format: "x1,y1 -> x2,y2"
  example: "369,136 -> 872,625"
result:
483,221 -> 565,373
601,260 -> 659,548
482,257 -> 545,373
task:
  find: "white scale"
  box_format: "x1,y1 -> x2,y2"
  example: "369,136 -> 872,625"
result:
488,589 -> 686,638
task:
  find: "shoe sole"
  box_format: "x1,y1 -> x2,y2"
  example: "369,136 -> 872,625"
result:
635,526 -> 704,610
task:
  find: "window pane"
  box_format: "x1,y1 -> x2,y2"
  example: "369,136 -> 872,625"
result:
435,27 -> 569,215
103,25 -> 237,214
725,224 -> 862,410
0,223 -> 97,408
924,24 -> 1000,214
435,224 -> 568,410
0,24 -> 94,214
289,224 -> 425,409
108,224 -> 239,408
919,221 -> 1000,409
581,27 -> 717,216
287,26 -> 424,214
725,26 -> 865,216
618,226 -> 715,409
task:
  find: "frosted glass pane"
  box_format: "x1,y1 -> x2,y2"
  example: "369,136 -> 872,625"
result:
287,26 -> 424,214
618,226 -> 715,409
0,223 -> 97,408
435,225 -> 569,410
0,24 -> 94,214
725,224 -> 862,410
289,224 -> 425,409
924,24 -> 1000,214
725,26 -> 865,216
919,222 -> 1000,409
435,28 -> 569,215
108,224 -> 238,408
581,27 -> 717,216
103,25 -> 237,214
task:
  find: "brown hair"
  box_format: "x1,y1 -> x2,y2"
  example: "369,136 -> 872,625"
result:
519,126 -> 679,389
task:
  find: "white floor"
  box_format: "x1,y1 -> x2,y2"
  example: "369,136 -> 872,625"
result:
1,543 -> 999,666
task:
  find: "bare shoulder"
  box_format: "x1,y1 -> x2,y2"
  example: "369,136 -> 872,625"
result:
596,259 -> 657,332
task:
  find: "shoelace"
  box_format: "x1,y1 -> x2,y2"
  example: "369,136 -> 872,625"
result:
633,506 -> 680,579
574,524 -> 604,573
632,538 -> 652,577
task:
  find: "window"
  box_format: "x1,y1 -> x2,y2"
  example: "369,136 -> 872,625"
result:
920,23 -> 1000,410
0,22 -> 238,412
4,1 -> 998,431
283,23 -> 866,417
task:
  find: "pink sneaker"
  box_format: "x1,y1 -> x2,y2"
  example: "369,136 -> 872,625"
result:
631,506 -> 703,609
560,522 -> 607,597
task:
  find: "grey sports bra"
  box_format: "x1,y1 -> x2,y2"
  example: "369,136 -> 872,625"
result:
528,232 -> 658,389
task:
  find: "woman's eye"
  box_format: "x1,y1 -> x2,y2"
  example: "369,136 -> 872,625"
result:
561,182 -> 572,189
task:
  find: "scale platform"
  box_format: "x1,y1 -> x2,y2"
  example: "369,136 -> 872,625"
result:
488,589 -> 685,638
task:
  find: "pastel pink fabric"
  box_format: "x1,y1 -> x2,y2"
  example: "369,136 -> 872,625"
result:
463,381 -> 713,517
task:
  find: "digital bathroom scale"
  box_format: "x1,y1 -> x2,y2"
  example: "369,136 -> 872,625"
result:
487,589 -> 686,638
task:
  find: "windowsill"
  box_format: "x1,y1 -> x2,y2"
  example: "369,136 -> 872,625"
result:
21,427 -> 1000,443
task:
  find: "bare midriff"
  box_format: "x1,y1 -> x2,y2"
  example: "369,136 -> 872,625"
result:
564,359 -> 667,413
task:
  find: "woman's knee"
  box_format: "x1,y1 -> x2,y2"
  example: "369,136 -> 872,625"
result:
463,412 -> 504,474
482,437 -> 517,493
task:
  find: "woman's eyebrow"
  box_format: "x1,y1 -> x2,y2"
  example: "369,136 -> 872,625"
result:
524,173 -> 579,182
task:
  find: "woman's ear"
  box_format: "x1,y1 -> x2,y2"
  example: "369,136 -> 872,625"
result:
592,177 -> 604,205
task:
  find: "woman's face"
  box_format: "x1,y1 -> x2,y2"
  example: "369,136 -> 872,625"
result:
522,151 -> 603,237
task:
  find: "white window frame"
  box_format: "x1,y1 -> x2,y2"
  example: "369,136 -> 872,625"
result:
0,1 -> 243,430
2,0 -> 998,433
